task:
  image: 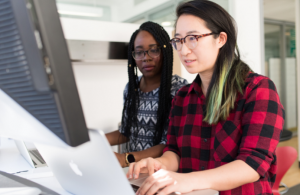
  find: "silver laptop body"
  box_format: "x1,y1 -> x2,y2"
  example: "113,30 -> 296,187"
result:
35,129 -> 135,195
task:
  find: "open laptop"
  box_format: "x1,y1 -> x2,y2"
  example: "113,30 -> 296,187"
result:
14,140 -> 47,169
35,129 -> 218,195
35,129 -> 137,195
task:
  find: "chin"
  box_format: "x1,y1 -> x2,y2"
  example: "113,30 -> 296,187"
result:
142,72 -> 155,78
184,67 -> 200,75
187,70 -> 200,74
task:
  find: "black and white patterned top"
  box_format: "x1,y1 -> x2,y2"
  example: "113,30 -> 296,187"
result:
119,75 -> 188,152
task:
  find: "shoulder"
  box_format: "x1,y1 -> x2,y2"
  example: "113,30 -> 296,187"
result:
171,74 -> 188,86
244,72 -> 277,92
170,75 -> 189,97
242,73 -> 282,109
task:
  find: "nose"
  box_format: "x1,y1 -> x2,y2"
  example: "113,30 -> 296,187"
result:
142,51 -> 152,61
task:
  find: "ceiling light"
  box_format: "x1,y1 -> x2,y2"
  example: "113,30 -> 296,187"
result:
58,11 -> 102,17
161,21 -> 171,26
56,3 -> 103,18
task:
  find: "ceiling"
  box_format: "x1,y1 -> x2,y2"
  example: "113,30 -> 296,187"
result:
56,0 -> 126,6
264,0 -> 295,22
56,0 -> 297,24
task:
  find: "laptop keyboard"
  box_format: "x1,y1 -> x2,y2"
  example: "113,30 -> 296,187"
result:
131,184 -> 139,192
131,185 -> 159,194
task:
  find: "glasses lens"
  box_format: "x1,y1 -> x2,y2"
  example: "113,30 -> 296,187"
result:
171,39 -> 181,51
148,47 -> 161,58
186,36 -> 197,49
132,51 -> 144,60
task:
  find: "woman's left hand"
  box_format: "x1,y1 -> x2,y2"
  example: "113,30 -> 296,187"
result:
136,169 -> 195,195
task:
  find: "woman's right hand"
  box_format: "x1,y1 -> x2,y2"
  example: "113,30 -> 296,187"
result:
126,157 -> 166,179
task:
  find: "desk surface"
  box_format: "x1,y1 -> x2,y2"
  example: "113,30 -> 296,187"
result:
0,137 -> 70,194
0,137 -> 218,195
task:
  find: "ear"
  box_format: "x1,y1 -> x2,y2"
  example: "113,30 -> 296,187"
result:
217,32 -> 227,48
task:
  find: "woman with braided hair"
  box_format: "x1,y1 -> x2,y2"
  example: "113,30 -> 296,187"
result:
106,21 -> 188,168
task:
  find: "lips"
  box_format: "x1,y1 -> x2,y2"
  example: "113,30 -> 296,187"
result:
184,59 -> 196,66
143,65 -> 155,71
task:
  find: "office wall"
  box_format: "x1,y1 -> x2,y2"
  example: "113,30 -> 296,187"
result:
229,0 -> 265,75
72,62 -> 127,132
60,18 -> 139,42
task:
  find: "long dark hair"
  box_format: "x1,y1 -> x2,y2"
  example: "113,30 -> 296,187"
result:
176,0 -> 251,124
121,21 -> 173,151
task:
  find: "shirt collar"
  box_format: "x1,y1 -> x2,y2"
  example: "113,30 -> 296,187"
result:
188,74 -> 204,98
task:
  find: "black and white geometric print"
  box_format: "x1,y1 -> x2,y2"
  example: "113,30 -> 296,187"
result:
119,75 -> 188,152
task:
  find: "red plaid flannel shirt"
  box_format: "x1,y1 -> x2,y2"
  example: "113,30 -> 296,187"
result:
163,73 -> 285,195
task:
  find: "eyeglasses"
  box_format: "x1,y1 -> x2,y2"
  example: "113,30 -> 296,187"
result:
132,46 -> 161,60
170,33 -> 216,51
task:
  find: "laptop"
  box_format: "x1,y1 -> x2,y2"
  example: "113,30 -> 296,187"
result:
35,129 -> 136,195
14,140 -> 47,169
35,129 -> 218,195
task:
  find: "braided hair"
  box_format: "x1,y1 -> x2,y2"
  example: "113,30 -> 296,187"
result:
121,21 -> 174,151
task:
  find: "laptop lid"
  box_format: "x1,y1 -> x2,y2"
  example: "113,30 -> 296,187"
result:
14,140 -> 46,169
35,129 -> 135,195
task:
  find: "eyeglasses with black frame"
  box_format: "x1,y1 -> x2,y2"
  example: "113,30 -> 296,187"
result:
132,46 -> 161,60
170,32 -> 216,51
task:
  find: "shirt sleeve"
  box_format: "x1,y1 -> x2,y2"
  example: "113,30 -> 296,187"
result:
163,95 -> 181,157
235,77 -> 285,177
119,83 -> 129,136
170,75 -> 189,98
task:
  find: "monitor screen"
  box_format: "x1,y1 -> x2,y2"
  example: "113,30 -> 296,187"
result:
0,0 -> 89,147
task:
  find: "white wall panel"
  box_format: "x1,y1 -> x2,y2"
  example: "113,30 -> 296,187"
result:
229,0 -> 265,75
295,0 -> 300,163
285,58 -> 297,129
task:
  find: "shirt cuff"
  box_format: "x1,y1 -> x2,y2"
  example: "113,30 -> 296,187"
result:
235,152 -> 272,178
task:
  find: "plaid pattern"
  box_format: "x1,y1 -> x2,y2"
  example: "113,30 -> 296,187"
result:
163,73 -> 285,195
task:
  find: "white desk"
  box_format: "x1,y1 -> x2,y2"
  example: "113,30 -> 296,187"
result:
0,137 -> 218,195
0,137 -> 71,195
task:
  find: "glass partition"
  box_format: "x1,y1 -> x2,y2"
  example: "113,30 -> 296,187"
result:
265,24 -> 281,94
285,25 -> 297,132
265,22 -> 297,132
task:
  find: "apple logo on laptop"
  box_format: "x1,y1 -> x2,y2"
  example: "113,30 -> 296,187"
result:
69,160 -> 83,176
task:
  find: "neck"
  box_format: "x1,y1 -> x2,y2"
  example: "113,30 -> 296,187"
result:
199,71 -> 213,97
143,74 -> 161,86
140,74 -> 161,92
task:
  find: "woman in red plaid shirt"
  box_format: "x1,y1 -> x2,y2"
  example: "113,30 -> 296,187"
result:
127,1 -> 284,195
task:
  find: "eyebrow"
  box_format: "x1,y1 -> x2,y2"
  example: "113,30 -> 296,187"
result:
135,44 -> 158,49
175,30 -> 201,37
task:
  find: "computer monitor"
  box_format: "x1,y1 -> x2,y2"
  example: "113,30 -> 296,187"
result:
0,0 -> 89,147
